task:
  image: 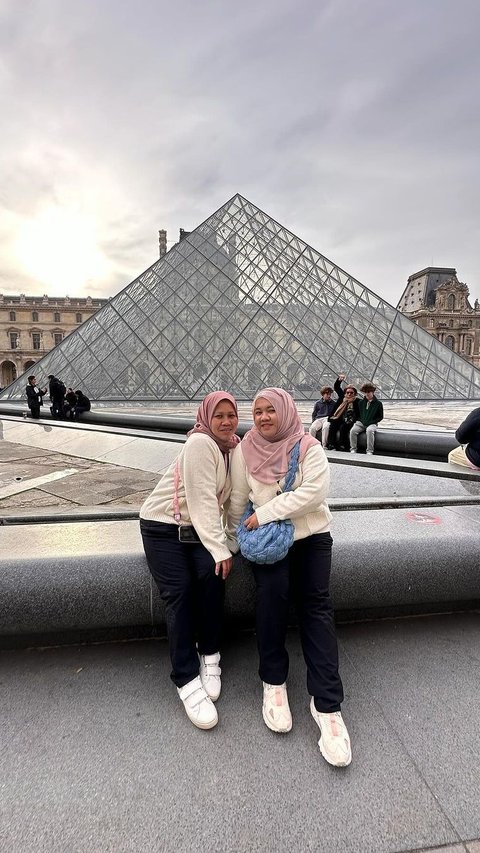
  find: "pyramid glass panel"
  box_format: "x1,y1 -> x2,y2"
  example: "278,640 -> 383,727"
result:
2,193 -> 480,402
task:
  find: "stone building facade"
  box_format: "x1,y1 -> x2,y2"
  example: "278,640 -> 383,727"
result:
397,267 -> 480,369
0,294 -> 108,389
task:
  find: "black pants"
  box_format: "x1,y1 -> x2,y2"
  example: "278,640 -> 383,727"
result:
28,405 -> 40,419
330,421 -> 353,450
252,532 -> 343,713
50,400 -> 65,419
140,519 -> 225,688
72,405 -> 89,421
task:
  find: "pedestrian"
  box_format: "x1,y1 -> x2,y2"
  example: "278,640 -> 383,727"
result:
47,374 -> 66,419
309,385 -> 337,446
25,375 -> 47,419
140,392 -> 240,730
64,387 -> 77,419
229,387 -> 351,766
448,407 -> 480,470
349,383 -> 384,454
328,384 -> 359,451
72,390 -> 91,420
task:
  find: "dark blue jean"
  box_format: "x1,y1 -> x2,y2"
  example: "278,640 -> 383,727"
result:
140,519 -> 225,688
252,532 -> 344,713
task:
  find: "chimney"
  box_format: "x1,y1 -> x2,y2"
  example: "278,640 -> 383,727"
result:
158,229 -> 167,257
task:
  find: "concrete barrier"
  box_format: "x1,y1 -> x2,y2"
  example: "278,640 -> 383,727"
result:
1,503 -> 479,647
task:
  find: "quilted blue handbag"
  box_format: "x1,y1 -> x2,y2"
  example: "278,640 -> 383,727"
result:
236,441 -> 301,564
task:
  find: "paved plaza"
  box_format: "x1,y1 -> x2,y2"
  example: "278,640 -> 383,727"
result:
1,403 -> 479,853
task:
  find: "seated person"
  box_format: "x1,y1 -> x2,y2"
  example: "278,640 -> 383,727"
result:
350,383 -> 384,455
64,387 -> 78,419
72,390 -> 91,421
448,407 -> 480,470
309,385 -> 337,446
328,383 -> 359,450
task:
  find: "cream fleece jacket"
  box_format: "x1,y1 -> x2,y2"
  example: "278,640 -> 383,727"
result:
227,442 -> 332,542
139,433 -> 235,563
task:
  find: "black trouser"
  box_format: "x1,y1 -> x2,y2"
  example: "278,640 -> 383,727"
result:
252,532 -> 343,713
50,399 -> 65,419
140,519 -> 225,688
28,405 -> 40,419
72,405 -> 89,420
330,421 -> 353,450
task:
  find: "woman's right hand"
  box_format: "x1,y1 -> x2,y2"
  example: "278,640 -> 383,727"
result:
215,557 -> 233,580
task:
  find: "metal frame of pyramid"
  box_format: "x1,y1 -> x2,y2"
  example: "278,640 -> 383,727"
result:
2,193 -> 480,401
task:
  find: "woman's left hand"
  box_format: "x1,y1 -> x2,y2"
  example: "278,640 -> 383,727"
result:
243,512 -> 259,530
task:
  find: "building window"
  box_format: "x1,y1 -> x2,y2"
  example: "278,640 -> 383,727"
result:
429,318 -> 434,328
9,310 -> 16,322
54,312 -> 61,322
449,319 -> 454,327
32,311 -> 39,322
447,294 -> 455,311
32,332 -> 41,351
445,335 -> 455,350
54,332 -> 63,346
76,312 -> 82,323
10,332 -> 19,349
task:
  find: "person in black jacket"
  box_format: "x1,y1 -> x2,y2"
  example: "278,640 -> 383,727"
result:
72,390 -> 91,421
64,387 -> 78,419
48,374 -> 66,419
25,376 -> 47,419
327,380 -> 359,450
448,408 -> 480,470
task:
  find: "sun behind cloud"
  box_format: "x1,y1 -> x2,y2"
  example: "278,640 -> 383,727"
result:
14,205 -> 112,295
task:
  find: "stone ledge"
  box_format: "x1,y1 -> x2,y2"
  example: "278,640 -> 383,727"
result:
1,504 -> 479,646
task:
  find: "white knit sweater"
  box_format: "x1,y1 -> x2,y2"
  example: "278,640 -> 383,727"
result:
139,433 -> 235,563
227,442 -> 332,542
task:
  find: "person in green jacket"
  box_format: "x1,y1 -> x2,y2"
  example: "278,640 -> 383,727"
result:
349,383 -> 384,454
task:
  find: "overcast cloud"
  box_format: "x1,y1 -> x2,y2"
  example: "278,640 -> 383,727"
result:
1,0 -> 479,306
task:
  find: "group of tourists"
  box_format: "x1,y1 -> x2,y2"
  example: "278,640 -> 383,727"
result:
309,374 -> 384,455
140,388 -> 352,768
25,374 -> 91,421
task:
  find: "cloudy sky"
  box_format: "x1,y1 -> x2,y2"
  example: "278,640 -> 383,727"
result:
1,0 -> 479,308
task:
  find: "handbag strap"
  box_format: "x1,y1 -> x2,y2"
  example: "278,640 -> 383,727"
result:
173,456 -> 226,524
282,440 -> 301,492
173,460 -> 182,522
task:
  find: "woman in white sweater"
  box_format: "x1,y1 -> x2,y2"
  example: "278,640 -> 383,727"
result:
140,391 -> 239,730
229,388 -> 351,766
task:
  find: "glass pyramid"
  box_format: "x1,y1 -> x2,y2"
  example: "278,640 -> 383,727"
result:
3,193 -> 480,401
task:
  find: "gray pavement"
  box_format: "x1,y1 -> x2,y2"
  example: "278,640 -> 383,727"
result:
1,614 -> 480,853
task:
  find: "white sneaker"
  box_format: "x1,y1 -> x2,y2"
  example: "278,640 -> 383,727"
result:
350,448 -> 357,453
310,698 -> 352,766
262,682 -> 292,733
366,450 -> 373,455
177,676 -> 218,730
199,652 -> 221,701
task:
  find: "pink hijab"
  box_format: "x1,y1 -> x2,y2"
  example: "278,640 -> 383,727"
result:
241,387 -> 318,484
187,391 -> 240,453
